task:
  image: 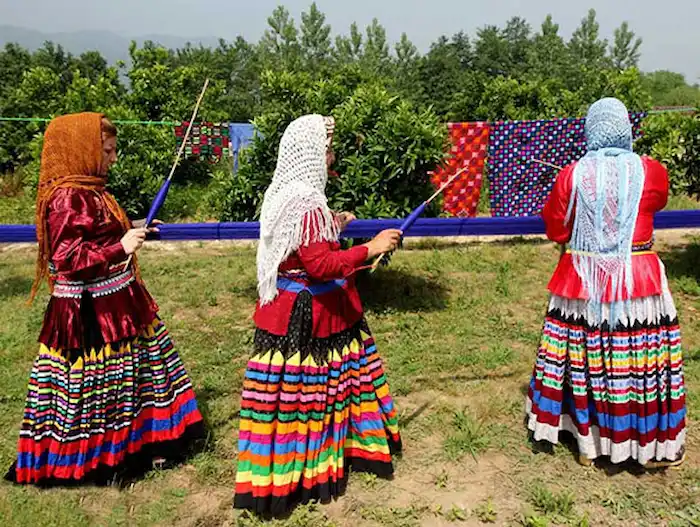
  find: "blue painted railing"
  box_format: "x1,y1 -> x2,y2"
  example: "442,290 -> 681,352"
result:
2,210 -> 699,243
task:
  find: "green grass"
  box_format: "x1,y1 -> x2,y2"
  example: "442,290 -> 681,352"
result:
0,194 -> 35,224
443,409 -> 493,460
667,193 -> 700,211
526,482 -> 576,522
474,498 -> 498,523
0,233 -> 699,526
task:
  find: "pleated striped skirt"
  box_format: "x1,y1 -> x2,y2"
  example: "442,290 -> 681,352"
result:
234,317 -> 401,515
527,279 -> 686,465
6,318 -> 203,485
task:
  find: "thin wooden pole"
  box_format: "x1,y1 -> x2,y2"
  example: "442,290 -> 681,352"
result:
165,79 -> 210,183
371,166 -> 468,271
124,79 -> 210,270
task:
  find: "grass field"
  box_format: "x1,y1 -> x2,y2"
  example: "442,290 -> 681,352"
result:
0,232 -> 699,527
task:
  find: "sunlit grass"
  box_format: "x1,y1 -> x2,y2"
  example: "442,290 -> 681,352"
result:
0,234 -> 699,526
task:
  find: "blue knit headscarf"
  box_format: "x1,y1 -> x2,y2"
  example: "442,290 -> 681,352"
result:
565,98 -> 645,326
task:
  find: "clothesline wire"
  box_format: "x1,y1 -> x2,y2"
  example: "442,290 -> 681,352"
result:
0,117 -> 240,126
0,116 -> 178,126
0,106 -> 694,127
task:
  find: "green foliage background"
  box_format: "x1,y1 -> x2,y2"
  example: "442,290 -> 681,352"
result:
0,5 -> 698,222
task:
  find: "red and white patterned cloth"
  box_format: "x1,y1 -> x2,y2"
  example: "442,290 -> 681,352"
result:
430,122 -> 490,218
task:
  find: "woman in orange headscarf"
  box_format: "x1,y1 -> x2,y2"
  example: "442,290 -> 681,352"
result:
5,113 -> 204,485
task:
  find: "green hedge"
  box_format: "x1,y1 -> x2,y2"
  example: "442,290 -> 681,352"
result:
216,69 -> 447,221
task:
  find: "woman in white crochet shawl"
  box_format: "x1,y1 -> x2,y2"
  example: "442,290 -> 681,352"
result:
234,114 -> 403,515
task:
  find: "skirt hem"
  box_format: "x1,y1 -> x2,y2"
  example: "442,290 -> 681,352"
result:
526,397 -> 686,466
233,454 -> 397,516
4,420 -> 205,487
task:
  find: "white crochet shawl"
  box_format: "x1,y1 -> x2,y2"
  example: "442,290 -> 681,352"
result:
257,114 -> 338,305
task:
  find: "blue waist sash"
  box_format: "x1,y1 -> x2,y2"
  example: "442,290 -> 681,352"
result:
276,276 -> 347,296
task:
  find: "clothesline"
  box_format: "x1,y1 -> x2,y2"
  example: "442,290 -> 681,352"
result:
0,105 -> 694,127
0,116 -> 177,126
1,107 -> 696,220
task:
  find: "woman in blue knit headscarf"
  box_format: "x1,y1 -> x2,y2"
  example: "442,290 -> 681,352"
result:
526,98 -> 686,468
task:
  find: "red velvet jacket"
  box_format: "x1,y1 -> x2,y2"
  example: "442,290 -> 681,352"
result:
544,157 -> 668,301
38,188 -> 158,349
254,236 -> 369,339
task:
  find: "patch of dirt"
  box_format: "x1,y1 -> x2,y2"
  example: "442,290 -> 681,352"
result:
319,451 -> 523,527
175,487 -> 233,527
0,243 -> 34,255
655,228 -> 700,248
318,389 -> 529,526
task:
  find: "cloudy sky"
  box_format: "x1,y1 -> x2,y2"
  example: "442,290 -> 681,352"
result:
1,0 -> 697,79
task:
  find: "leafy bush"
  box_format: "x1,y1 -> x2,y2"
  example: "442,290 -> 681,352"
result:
70,89 -> 220,220
218,69 -> 447,221
3,9 -> 699,226
637,112 -> 700,196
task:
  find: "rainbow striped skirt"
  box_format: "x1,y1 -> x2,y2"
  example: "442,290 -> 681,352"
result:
5,318 -> 203,485
234,284 -> 401,515
527,278 -> 686,465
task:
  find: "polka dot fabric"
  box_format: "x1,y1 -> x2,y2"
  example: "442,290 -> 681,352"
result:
488,113 -> 647,217
430,122 -> 489,218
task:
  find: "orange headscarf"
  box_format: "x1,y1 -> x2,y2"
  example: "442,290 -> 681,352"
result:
30,112 -> 135,302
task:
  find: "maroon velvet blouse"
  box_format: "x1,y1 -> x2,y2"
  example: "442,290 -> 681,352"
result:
38,188 -> 158,350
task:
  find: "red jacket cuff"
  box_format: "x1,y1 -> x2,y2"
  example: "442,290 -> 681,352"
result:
104,242 -> 128,264
347,245 -> 370,268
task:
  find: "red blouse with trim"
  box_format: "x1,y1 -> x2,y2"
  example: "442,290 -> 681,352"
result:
38,188 -> 158,349
544,157 -> 669,301
253,221 -> 369,339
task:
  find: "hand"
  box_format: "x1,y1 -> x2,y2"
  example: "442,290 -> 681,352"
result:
364,229 -> 402,258
121,228 -> 149,255
132,218 -> 162,233
336,211 -> 357,231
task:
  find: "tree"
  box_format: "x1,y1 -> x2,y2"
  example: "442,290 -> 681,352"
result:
0,43 -> 33,97
528,15 -> 570,79
259,5 -> 301,69
301,2 -> 332,67
611,21 -> 642,70
451,31 -> 473,68
334,22 -> 363,63
637,113 -> 700,196
363,18 -> 390,70
395,33 -> 418,67
32,41 -> 78,89
217,70 -> 446,221
643,71 -> 700,107
127,42 -> 178,120
473,26 -> 511,76
212,38 -> 262,121
0,66 -> 64,171
3,9 -> 695,220
76,50 -> 109,83
413,33 -> 475,118
569,9 -> 608,67
393,33 -> 420,104
503,17 -> 532,75
474,76 -> 558,120
62,68 -> 124,114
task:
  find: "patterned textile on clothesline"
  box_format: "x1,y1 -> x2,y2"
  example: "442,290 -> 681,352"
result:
430,122 -> 490,218
488,113 -> 647,217
175,122 -> 231,163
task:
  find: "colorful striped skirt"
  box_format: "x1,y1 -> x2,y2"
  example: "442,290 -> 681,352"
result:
234,304 -> 401,515
6,318 -> 203,485
527,278 -> 686,465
